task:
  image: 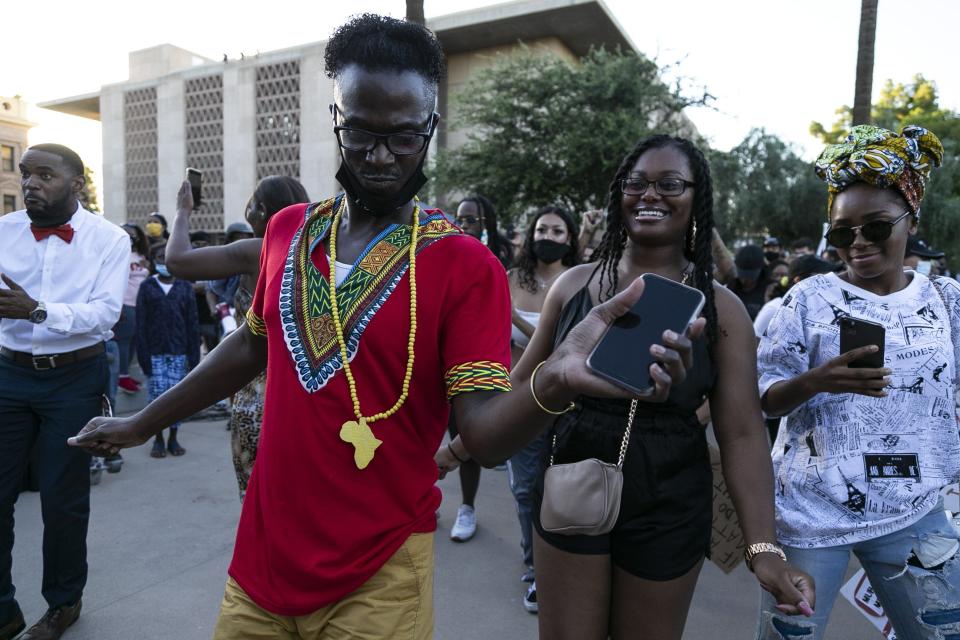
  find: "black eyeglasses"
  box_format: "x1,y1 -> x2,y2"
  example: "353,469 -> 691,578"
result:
331,105 -> 438,156
457,215 -> 481,225
620,177 -> 695,197
824,210 -> 913,248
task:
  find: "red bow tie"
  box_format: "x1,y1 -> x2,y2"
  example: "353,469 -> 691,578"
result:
30,224 -> 75,244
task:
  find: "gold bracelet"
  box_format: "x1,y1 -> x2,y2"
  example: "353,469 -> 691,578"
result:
530,361 -> 575,415
744,542 -> 787,572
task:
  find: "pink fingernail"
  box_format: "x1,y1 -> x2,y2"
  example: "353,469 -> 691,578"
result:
799,601 -> 814,617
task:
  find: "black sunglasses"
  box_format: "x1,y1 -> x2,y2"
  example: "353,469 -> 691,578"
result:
457,215 -> 481,225
824,210 -> 913,249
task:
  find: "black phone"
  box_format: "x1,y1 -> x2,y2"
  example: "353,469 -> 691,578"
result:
186,168 -> 202,207
587,273 -> 706,395
839,316 -> 885,368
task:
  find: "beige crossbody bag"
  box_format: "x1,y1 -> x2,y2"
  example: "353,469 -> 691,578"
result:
540,399 -> 638,536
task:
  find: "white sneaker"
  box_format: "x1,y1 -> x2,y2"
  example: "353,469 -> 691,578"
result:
523,581 -> 539,613
450,504 -> 477,542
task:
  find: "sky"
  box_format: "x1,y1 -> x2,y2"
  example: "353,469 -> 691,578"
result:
6,0 -> 959,203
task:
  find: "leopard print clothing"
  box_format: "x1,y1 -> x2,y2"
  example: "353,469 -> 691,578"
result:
229,371 -> 265,501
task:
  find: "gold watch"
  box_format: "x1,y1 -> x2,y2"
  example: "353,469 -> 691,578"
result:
744,542 -> 787,572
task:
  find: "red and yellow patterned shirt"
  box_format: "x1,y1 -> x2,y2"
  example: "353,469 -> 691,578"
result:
232,198 -> 511,615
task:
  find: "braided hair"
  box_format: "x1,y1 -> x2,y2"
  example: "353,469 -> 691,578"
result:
516,205 -> 581,293
592,135 -> 719,345
461,195 -> 512,268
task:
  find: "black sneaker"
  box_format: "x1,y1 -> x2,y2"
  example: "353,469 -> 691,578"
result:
523,582 -> 538,614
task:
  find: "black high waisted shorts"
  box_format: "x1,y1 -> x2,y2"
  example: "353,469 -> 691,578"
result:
533,398 -> 713,581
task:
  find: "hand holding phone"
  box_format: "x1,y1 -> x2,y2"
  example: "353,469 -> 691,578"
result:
531,278 -> 706,409
807,345 -> 891,398
586,273 -> 706,396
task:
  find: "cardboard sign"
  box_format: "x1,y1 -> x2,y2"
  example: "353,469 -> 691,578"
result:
840,568 -> 898,639
709,444 -> 745,573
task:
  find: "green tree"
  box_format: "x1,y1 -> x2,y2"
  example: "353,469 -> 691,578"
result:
79,165 -> 100,213
432,47 -> 709,221
811,75 -> 960,144
711,129 -> 827,243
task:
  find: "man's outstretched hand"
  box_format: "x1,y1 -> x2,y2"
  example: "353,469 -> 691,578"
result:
540,277 -> 706,404
68,416 -> 150,456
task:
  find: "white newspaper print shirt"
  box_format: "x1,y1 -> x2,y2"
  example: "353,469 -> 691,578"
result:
758,271 -> 960,548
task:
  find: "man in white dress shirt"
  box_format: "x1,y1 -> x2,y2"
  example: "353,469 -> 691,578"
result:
0,144 -> 128,640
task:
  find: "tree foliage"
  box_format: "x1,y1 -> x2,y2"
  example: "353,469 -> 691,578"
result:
432,47 -> 709,221
710,130 -> 826,243
810,75 -> 960,267
79,165 -> 100,213
811,75 -> 960,144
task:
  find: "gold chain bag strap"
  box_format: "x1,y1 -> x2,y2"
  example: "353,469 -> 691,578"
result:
540,399 -> 638,535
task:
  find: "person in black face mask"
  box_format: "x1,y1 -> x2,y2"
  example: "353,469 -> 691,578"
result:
504,204 -> 579,610
762,236 -> 781,264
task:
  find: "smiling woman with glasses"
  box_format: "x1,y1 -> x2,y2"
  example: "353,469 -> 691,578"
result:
755,125 -> 960,640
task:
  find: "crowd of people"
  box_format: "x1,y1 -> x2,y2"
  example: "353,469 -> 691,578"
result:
2,12 -> 960,640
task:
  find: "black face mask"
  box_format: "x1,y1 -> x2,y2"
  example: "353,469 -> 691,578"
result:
764,251 -> 781,263
532,239 -> 570,264
335,152 -> 429,219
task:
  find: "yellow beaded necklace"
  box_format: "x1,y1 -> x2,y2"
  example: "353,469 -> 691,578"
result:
328,197 -> 420,469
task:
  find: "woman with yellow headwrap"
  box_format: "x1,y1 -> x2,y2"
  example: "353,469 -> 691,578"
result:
755,125 -> 960,640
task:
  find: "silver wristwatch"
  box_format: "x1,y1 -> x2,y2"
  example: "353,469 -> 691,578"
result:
29,301 -> 48,324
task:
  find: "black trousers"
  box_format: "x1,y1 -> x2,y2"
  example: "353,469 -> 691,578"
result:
0,352 -> 107,615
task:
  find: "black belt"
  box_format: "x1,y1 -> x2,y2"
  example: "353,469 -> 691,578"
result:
0,343 -> 106,371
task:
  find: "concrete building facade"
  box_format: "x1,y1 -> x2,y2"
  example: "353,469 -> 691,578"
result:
0,96 -> 33,215
42,0 -> 637,229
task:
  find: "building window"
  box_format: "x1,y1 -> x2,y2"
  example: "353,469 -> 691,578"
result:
2,194 -> 17,214
124,87 -> 159,226
1,145 -> 13,172
184,74 -> 224,232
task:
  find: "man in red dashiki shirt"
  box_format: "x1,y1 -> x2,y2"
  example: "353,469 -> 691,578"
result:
70,15 -> 700,639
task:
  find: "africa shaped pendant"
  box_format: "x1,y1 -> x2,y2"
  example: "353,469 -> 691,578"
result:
340,418 -> 383,470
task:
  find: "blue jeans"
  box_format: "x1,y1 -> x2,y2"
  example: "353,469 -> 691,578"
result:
757,501 -> 960,640
112,304 -> 137,375
0,352 -> 107,612
506,430 -> 549,569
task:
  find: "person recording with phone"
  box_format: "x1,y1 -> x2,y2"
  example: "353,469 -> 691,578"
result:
474,134 -> 813,640
756,125 -> 960,640
164,174 -> 309,499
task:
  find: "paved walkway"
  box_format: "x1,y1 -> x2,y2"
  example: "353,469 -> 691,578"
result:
11,417 -> 881,639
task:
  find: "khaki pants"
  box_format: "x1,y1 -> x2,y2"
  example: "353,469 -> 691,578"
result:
213,533 -> 434,640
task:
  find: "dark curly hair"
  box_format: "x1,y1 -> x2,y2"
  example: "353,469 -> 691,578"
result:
324,13 -> 446,100
516,205 -> 580,293
592,135 -> 719,346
